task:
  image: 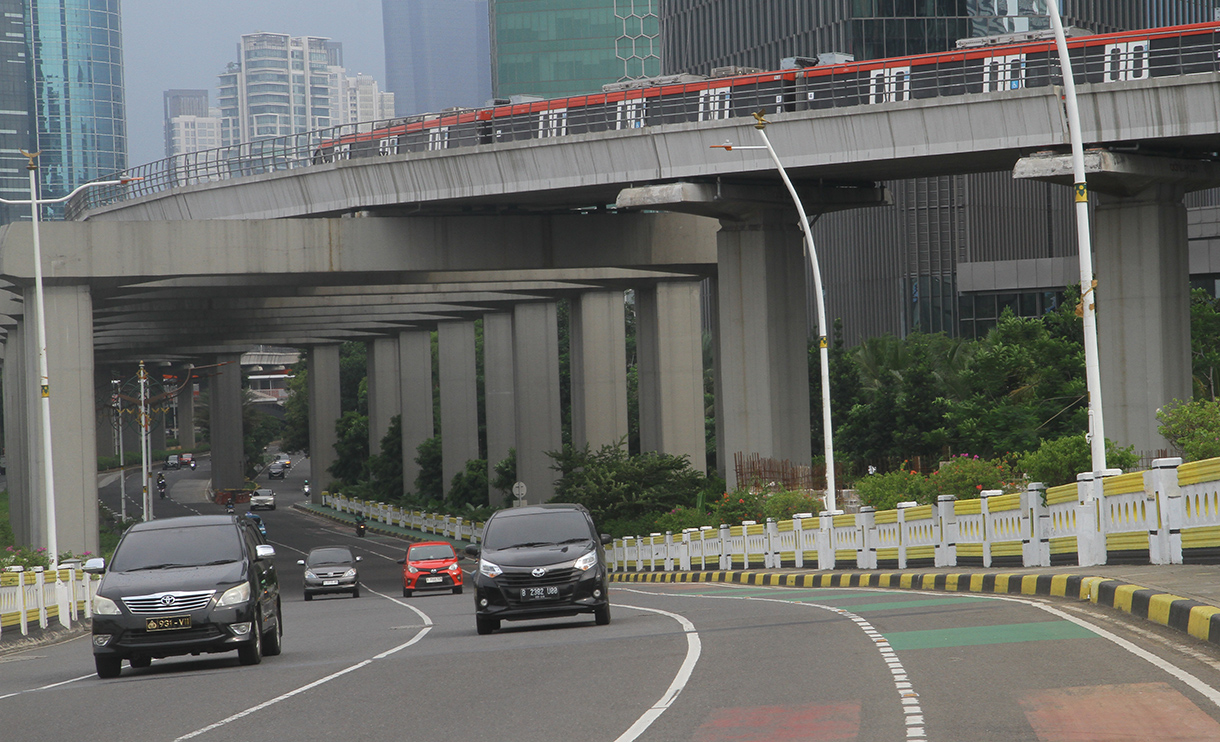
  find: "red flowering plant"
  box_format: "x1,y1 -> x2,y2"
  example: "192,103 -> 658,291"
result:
926,453 -> 1022,500
711,489 -> 768,525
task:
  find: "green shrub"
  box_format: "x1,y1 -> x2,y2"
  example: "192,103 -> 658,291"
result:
448,459 -> 489,508
709,489 -> 767,524
855,470 -> 929,511
550,440 -> 706,525
1016,435 -> 1140,486
413,435 -> 443,501
1157,398 -> 1220,462
653,505 -> 717,534
926,454 -> 1022,499
763,490 -> 825,520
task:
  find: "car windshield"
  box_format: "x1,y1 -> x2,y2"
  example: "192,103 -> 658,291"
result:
482,511 -> 593,550
307,548 -> 354,566
110,525 -> 243,572
409,544 -> 455,561
254,490 -> 272,497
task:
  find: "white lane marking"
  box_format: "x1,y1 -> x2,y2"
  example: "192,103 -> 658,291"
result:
362,585 -> 434,626
619,586 -> 928,740
611,603 -> 702,742
0,671 -> 97,700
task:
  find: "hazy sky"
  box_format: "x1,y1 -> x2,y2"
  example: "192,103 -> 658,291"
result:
122,0 -> 386,166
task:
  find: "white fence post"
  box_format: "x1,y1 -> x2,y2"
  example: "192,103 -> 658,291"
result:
33,568 -> 47,630
664,531 -> 675,571
1150,457 -> 1184,565
1023,482 -> 1049,567
856,507 -> 876,569
894,503 -> 911,569
936,496 -> 957,567
765,518 -> 778,568
679,530 -> 692,571
818,511 -> 837,570
1075,472 -> 1107,567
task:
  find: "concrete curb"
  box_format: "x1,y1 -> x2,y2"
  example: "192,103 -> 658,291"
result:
0,622 -> 90,656
611,569 -> 1220,647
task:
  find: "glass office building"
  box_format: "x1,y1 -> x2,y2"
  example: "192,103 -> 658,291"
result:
383,0 -> 492,115
491,0 -> 660,99
661,0 -> 1220,341
0,0 -> 32,225
28,0 -> 127,204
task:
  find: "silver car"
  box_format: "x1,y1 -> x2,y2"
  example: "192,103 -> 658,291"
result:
249,488 -> 276,511
299,546 -> 361,600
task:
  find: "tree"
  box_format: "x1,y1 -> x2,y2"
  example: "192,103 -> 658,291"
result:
338,341 -> 367,415
550,440 -> 707,527
280,362 -> 310,454
448,458 -> 489,508
1191,288 -> 1220,401
491,448 -> 516,503
367,415 -> 403,502
1157,398 -> 1220,462
329,411 -> 369,485
413,435 -> 444,503
1016,435 -> 1140,486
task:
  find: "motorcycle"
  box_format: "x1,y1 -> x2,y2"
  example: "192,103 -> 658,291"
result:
225,501 -> 235,515
303,481 -> 311,496
189,460 -> 196,470
355,517 -> 367,538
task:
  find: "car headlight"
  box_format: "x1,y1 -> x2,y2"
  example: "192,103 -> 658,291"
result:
342,568 -> 357,578
407,565 -> 418,574
304,570 -> 318,579
217,583 -> 251,607
94,594 -> 121,615
574,551 -> 598,571
448,562 -> 460,572
479,559 -> 502,579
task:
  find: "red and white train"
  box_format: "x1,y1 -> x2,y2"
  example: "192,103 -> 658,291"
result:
313,21 -> 1220,162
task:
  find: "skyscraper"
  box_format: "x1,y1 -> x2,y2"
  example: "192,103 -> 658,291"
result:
339,74 -> 395,126
660,0 -> 1220,343
217,33 -> 341,146
490,0 -> 659,99
28,0 -> 127,204
0,0 -> 32,225
383,0 -> 492,115
163,90 -> 214,158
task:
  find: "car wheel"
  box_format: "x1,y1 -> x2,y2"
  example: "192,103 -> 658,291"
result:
352,585 -> 361,599
270,505 -> 276,511
129,655 -> 151,669
595,603 -> 611,626
452,585 -> 463,595
95,656 -> 122,679
262,602 -> 283,657
476,615 -> 499,635
238,613 -> 263,666
304,591 -> 313,602
402,587 -> 412,598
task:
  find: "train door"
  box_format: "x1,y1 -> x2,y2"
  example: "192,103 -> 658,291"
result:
538,108 -> 568,138
982,54 -> 1026,92
1103,40 -> 1150,82
868,66 -> 911,103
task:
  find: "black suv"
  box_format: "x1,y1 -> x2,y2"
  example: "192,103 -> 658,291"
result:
84,515 -> 282,678
466,504 -> 612,635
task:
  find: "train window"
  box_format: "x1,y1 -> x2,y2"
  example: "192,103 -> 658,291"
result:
698,87 -> 732,121
333,143 -> 350,161
427,127 -> 449,151
539,108 -> 568,138
616,99 -> 645,130
1103,40 -> 1150,82
868,66 -> 911,103
378,137 -> 398,156
982,54 -> 1026,92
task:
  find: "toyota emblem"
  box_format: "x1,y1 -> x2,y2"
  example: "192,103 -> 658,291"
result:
160,594 -> 176,606
532,567 -> 547,578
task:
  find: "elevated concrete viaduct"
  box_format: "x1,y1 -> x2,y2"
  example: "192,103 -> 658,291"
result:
6,70 -> 1220,554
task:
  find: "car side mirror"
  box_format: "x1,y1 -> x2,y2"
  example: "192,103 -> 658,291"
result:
255,544 -> 276,561
395,558 -> 405,565
465,544 -> 481,557
355,556 -> 362,562
296,559 -> 305,566
600,533 -> 614,545
83,557 -> 106,574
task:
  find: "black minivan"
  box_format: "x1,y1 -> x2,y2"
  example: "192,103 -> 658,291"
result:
466,504 -> 613,635
84,515 -> 282,678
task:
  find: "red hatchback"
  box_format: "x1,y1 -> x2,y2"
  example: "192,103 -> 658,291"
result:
397,541 -> 464,597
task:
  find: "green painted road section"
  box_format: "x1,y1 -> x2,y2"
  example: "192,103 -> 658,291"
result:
884,620 -> 1099,650
825,597 -> 993,613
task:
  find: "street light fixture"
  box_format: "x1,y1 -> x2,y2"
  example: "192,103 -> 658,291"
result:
0,154 -> 141,566
712,112 -> 838,511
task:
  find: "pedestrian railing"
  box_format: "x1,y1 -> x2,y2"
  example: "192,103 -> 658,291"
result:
0,566 -> 96,639
315,455 -> 1220,575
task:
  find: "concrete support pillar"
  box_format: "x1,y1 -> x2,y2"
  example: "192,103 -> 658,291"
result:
178,365 -> 196,449
17,285 -> 99,556
570,289 -> 628,451
307,344 -> 341,500
1095,184 -> 1192,456
513,301 -> 562,503
4,320 -> 30,545
398,329 -> 435,495
716,212 -> 812,491
439,320 -> 480,496
483,313 -> 515,503
637,282 -> 706,472
706,278 -> 726,478
366,337 -> 401,454
210,353 -> 245,491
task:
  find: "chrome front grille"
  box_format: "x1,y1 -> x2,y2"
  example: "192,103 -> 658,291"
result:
122,590 -> 215,615
497,567 -> 577,587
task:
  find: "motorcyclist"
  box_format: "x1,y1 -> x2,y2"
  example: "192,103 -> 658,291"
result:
355,514 -> 367,537
156,473 -> 166,498
303,479 -> 311,495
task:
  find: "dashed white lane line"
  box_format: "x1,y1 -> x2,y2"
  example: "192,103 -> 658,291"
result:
620,586 -> 929,741
0,671 -> 97,701
611,603 -> 702,742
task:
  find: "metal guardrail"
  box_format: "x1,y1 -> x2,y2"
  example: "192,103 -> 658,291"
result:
64,23 -> 1220,220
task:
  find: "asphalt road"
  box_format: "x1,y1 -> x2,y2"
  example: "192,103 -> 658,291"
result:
7,462 -> 1220,740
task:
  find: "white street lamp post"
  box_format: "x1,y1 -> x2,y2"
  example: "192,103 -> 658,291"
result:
0,154 -> 140,565
713,113 -> 838,512
1047,1 -> 1108,474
